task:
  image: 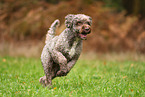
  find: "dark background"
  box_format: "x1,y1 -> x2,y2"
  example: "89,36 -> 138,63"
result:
0,0 -> 145,57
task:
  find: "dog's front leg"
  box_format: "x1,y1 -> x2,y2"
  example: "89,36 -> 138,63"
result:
52,50 -> 68,76
67,60 -> 77,72
66,54 -> 80,72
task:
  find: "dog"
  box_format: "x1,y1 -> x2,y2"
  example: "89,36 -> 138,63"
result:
39,14 -> 92,87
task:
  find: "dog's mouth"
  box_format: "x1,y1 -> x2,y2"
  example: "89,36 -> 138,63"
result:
78,33 -> 88,40
78,30 -> 91,40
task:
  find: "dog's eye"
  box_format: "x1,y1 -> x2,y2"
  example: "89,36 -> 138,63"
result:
76,22 -> 82,25
86,22 -> 91,25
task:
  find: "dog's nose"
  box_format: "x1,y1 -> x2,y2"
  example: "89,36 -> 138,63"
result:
85,27 -> 90,31
82,24 -> 91,33
84,27 -> 91,33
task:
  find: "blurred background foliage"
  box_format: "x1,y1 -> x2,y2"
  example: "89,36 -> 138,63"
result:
0,0 -> 145,57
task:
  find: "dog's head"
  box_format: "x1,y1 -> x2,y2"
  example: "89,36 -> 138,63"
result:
65,14 -> 92,40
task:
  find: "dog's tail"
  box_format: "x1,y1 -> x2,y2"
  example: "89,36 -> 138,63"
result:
45,19 -> 60,44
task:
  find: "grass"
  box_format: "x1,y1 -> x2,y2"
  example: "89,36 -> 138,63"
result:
0,56 -> 145,97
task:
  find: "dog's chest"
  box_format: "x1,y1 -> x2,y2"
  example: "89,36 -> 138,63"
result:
69,38 -> 79,58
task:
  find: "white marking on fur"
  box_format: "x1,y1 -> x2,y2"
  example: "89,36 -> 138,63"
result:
69,38 -> 79,58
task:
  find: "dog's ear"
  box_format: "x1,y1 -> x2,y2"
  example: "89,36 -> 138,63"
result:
88,16 -> 92,26
65,14 -> 74,28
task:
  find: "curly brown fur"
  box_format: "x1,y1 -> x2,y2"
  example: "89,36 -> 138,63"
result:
40,14 -> 92,87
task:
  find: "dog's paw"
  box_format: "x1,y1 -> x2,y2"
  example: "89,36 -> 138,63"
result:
56,70 -> 68,76
39,76 -> 53,88
39,76 -> 46,85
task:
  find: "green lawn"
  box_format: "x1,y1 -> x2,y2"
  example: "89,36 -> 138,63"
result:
0,56 -> 145,97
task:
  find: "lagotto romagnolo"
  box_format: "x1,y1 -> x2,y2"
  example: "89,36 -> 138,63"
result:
39,14 -> 92,87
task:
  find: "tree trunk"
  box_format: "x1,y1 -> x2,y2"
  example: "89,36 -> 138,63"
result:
122,0 -> 145,19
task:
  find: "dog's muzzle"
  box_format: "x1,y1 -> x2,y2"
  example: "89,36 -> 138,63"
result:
78,25 -> 91,40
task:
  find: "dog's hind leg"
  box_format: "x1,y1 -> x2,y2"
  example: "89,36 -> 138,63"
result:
45,19 -> 60,44
40,47 -> 54,87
